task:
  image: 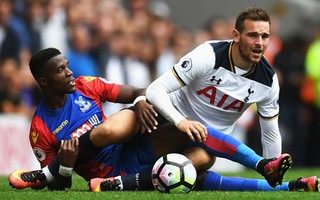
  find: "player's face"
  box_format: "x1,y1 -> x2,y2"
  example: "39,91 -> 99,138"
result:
43,54 -> 76,94
234,19 -> 270,65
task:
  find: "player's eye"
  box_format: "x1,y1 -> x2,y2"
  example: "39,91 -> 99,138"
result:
57,67 -> 64,73
248,33 -> 257,38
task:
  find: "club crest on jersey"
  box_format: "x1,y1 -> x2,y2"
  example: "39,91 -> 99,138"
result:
244,85 -> 254,102
74,96 -> 91,113
180,58 -> 192,72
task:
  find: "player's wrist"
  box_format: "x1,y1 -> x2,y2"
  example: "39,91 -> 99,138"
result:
133,95 -> 147,106
58,165 -> 73,177
174,117 -> 187,127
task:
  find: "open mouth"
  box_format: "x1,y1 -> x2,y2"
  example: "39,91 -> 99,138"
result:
252,49 -> 262,57
68,79 -> 75,86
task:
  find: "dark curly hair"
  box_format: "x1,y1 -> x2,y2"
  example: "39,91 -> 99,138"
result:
29,47 -> 61,80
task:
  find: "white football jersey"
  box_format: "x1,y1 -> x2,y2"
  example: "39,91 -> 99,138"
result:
169,40 -> 280,134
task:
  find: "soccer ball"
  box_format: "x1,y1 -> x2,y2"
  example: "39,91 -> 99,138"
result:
151,153 -> 197,193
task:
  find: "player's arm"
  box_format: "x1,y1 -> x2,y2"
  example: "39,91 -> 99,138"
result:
29,117 -> 79,190
116,85 -> 158,133
146,69 -> 207,142
47,139 -> 79,190
80,77 -> 158,133
258,117 -> 282,158
146,69 -> 185,125
257,74 -> 282,158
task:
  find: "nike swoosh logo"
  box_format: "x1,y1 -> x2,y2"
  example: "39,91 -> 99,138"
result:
266,168 -> 274,175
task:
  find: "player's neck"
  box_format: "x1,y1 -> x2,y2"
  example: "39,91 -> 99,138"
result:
231,43 -> 254,70
43,94 -> 68,110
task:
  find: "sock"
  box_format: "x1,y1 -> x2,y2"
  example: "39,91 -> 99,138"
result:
47,156 -> 59,176
256,158 -> 271,175
197,126 -> 263,170
120,174 -> 136,190
288,179 -> 302,191
122,167 -> 154,191
41,156 -> 59,184
202,171 -> 289,191
137,166 -> 154,190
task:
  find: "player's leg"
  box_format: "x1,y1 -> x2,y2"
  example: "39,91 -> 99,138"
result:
9,109 -> 140,190
116,147 -> 215,192
149,123 -> 293,187
89,125 -> 215,192
90,109 -> 140,147
147,123 -> 216,173
122,127 -> 216,191
183,147 -> 216,172
89,124 -> 293,191
9,156 -> 59,190
195,171 -> 320,192
193,126 -> 292,187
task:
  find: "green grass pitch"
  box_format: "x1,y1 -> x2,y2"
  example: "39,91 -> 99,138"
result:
1,167 -> 319,200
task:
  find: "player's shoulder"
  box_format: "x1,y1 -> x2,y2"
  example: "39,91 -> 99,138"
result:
75,76 -> 105,91
76,76 -> 116,85
204,39 -> 232,45
187,40 -> 230,62
202,40 -> 232,59
204,39 -> 232,49
75,76 -> 98,84
247,57 -> 276,87
259,56 -> 276,76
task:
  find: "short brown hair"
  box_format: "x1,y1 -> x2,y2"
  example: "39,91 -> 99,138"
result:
235,7 -> 270,33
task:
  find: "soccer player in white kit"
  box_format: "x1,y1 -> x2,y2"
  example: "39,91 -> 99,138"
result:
146,12 -> 280,159
88,7 -> 318,192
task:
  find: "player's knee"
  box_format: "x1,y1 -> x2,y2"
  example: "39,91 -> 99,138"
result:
203,155 -> 216,171
196,154 -> 215,172
183,147 -> 215,172
89,123 -> 113,147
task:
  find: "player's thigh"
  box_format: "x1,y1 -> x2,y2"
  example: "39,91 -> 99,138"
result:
91,109 -> 140,146
150,123 -> 190,157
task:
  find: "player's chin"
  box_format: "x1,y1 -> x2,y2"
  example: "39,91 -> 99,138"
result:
67,87 -> 76,93
249,55 -> 262,63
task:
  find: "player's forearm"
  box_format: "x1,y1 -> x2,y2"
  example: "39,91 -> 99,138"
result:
259,117 -> 282,158
117,86 -> 146,104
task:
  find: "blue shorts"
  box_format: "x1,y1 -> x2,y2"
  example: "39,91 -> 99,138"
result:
108,106 -> 169,176
112,133 -> 158,176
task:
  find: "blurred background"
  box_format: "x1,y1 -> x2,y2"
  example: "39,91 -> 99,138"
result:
1,0 -> 320,174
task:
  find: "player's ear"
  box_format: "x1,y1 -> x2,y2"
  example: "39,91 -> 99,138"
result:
39,76 -> 48,86
232,29 -> 240,42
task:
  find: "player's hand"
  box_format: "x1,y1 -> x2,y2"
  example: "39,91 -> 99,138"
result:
58,138 -> 79,168
134,100 -> 158,133
176,119 -> 208,142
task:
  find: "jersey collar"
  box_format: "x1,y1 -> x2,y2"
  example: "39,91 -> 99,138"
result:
228,41 -> 256,77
